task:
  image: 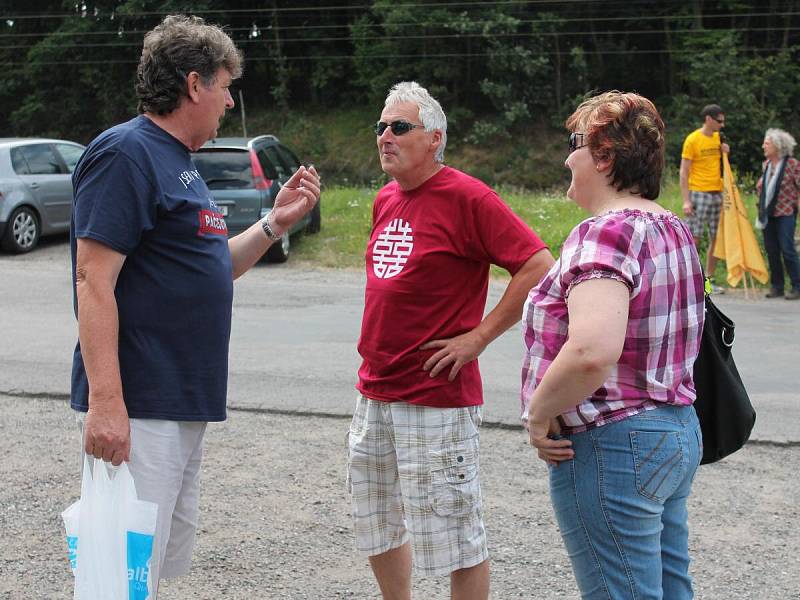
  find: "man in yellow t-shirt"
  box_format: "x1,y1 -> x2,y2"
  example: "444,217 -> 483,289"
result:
680,104 -> 731,282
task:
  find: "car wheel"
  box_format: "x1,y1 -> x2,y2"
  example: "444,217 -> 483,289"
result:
266,231 -> 290,263
306,201 -> 321,234
1,206 -> 40,253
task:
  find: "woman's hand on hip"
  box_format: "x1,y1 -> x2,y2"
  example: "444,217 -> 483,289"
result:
528,415 -> 574,466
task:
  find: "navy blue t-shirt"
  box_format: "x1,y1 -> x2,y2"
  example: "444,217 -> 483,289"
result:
70,115 -> 233,421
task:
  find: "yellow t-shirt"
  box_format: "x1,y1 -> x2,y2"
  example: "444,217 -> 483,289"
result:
681,129 -> 722,192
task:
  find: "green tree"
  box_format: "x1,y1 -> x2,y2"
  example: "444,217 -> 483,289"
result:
664,30 -> 800,175
4,0 -> 216,141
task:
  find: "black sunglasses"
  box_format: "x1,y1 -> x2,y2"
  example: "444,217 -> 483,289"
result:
712,117 -> 725,125
374,120 -> 423,136
568,132 -> 588,153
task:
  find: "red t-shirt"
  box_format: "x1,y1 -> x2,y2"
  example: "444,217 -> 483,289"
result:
356,166 -> 546,408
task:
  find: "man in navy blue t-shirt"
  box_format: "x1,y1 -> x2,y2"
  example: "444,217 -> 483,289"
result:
70,15 -> 319,595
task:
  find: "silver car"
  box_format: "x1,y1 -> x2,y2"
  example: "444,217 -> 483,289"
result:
0,138 -> 86,253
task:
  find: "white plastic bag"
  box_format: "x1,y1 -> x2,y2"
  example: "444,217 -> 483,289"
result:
62,499 -> 80,575
62,457 -> 158,600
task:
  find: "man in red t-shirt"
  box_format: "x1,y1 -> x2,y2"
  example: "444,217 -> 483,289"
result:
346,81 -> 554,599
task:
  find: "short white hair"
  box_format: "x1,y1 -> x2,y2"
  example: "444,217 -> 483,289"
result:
765,128 -> 797,157
385,81 -> 447,163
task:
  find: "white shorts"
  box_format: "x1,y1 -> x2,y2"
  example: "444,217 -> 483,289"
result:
346,396 -> 488,576
76,412 -> 207,590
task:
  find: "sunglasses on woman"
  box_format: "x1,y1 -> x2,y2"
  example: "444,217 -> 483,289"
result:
568,132 -> 588,153
374,120 -> 423,136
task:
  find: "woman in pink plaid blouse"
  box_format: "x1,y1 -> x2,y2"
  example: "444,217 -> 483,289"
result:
521,92 -> 706,600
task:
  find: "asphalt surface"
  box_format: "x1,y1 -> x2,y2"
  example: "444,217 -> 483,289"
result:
1,236 -> 799,599
1,234 -> 797,445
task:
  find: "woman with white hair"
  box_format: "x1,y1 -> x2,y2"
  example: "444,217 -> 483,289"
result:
756,128 -> 800,299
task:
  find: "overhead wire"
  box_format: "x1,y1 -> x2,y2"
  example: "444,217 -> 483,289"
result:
0,8 -> 798,36
1,3 -> 795,63
1,25 -> 799,50
2,0 -> 766,19
4,45 -> 796,67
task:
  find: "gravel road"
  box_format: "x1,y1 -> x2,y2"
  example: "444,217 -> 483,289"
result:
1,394 -> 797,599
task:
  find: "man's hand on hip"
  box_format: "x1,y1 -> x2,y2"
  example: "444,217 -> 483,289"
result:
84,399 -> 131,466
420,330 -> 488,381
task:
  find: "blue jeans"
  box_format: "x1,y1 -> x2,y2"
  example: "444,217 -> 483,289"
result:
549,404 -> 702,600
763,213 -> 800,292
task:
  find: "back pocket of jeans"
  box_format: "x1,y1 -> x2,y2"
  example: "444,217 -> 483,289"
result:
630,431 -> 684,503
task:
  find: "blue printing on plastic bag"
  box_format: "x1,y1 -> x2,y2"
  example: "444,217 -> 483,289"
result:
127,531 -> 154,600
67,535 -> 78,572
66,531 -> 154,599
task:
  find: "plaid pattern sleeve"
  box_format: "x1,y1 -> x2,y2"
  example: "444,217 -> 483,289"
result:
774,157 -> 800,217
521,210 -> 706,434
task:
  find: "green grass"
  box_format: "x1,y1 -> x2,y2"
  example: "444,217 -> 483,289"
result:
219,106 -> 570,190
228,105 -> 773,286
291,186 -> 376,269
292,177 -> 764,288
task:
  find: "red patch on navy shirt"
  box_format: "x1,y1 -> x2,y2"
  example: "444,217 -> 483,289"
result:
197,209 -> 228,236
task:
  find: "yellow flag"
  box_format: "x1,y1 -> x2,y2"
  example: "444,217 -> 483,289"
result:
712,154 -> 769,287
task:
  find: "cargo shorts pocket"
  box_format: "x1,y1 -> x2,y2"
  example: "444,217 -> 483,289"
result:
429,437 -> 480,517
631,430 -> 685,503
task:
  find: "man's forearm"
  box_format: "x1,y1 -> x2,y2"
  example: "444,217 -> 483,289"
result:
473,249 -> 554,346
680,173 -> 690,204
228,220 -> 273,280
77,281 -> 124,408
679,157 -> 691,204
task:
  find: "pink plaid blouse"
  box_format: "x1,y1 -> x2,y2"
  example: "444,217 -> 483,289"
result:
521,209 -> 706,434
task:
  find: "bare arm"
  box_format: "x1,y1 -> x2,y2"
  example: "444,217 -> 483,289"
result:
226,218 -> 274,280
421,247 -> 555,381
75,238 -> 129,466
679,158 -> 692,216
228,165 -> 320,279
526,277 -> 629,462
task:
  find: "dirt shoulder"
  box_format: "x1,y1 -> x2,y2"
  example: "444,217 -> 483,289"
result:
2,395 -> 798,599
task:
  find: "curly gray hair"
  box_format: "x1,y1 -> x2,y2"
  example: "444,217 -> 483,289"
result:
136,15 -> 243,115
384,81 -> 447,163
765,128 -> 797,158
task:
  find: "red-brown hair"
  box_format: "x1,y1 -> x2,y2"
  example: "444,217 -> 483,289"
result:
566,91 -> 665,200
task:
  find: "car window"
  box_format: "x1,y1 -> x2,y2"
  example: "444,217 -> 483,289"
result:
255,149 -> 279,180
262,146 -> 290,180
275,144 -> 300,172
191,150 -> 253,189
19,144 -> 63,175
54,143 -> 84,173
10,147 -> 31,175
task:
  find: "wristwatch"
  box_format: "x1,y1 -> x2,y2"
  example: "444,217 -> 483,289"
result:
261,211 -> 281,241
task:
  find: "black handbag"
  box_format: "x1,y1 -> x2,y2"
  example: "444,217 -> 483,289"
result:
692,292 -> 756,465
